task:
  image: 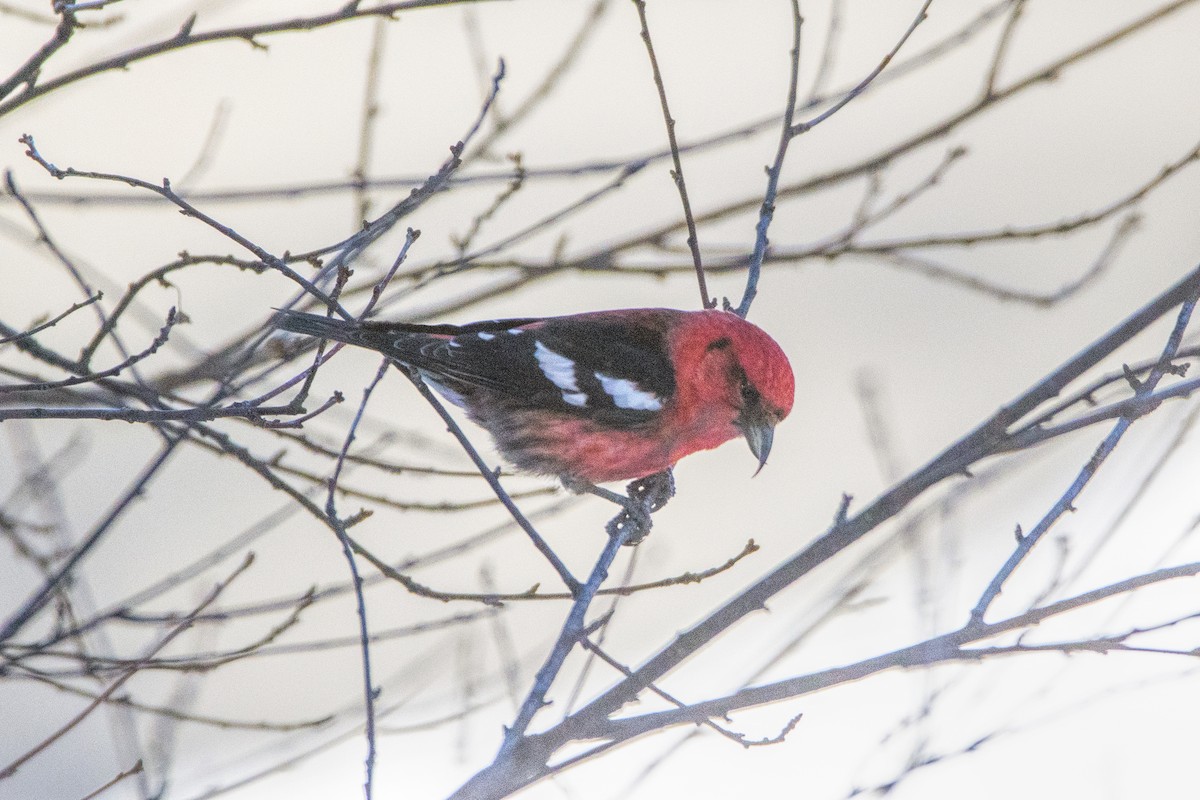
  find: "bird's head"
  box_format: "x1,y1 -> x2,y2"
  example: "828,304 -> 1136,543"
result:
673,310 -> 795,473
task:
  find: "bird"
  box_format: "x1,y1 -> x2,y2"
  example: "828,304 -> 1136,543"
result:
274,307 -> 794,487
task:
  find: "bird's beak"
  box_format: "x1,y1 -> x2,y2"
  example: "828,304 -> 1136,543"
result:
737,405 -> 776,477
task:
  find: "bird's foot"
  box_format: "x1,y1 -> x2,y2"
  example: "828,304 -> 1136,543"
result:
591,469 -> 674,545
629,469 -> 675,513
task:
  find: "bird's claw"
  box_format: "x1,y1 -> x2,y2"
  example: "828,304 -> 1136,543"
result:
605,503 -> 652,544
605,469 -> 675,545
632,469 -> 675,513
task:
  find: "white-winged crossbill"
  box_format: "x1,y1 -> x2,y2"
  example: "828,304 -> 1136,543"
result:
275,307 -> 794,485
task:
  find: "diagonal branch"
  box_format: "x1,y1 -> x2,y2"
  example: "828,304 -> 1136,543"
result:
448,261 -> 1200,799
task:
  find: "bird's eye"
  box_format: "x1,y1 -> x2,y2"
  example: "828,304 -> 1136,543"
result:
739,374 -> 759,406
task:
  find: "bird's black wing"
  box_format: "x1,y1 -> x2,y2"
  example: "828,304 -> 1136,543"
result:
276,310 -> 679,426
396,315 -> 678,426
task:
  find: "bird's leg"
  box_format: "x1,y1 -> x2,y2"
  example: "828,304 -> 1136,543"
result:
573,469 -> 675,545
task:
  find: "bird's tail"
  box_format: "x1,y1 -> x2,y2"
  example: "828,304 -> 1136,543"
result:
272,309 -> 361,345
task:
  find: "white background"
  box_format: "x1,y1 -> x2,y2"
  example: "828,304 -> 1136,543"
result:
2,2 -> 1200,799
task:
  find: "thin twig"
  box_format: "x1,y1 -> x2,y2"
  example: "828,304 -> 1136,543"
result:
353,17 -> 388,223
791,0 -> 932,136
0,403 -> 303,423
19,673 -> 332,731
467,0 -> 609,159
806,0 -> 843,102
0,555 -> 254,780
0,0 -> 478,117
19,135 -> 347,316
324,358 -> 391,800
0,438 -> 186,643
971,278 -> 1200,620
983,0 -> 1028,99
632,0 -> 712,308
357,537 -> 758,604
5,170 -> 109,359
734,0 -> 802,318
0,308 -> 177,394
77,760 -> 145,800
0,292 -> 103,345
0,5 -> 78,103
400,367 -> 582,596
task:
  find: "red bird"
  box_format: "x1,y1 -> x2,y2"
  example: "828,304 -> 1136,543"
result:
275,308 -> 794,485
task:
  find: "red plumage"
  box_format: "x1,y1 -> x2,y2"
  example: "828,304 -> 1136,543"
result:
275,307 -> 794,484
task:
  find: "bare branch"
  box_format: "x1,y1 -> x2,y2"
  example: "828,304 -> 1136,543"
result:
632,0 -> 712,308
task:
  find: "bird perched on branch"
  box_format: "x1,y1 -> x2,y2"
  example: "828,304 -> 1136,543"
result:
275,307 -> 794,488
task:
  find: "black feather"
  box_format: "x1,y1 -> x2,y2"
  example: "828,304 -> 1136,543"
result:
274,309 -> 678,427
